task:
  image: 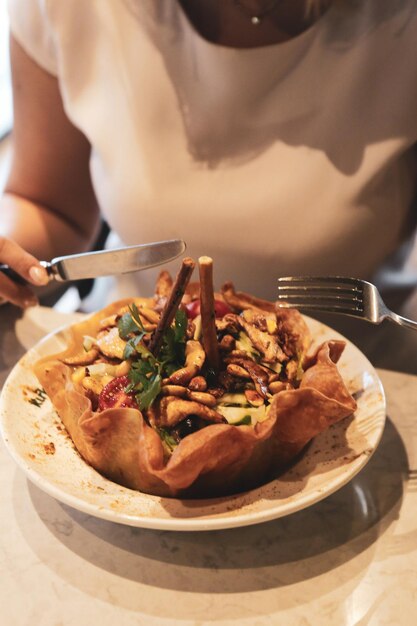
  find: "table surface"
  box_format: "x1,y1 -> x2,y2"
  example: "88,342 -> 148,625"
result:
1,304 -> 417,626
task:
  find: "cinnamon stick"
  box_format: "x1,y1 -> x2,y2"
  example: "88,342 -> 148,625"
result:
148,257 -> 195,356
198,256 -> 220,372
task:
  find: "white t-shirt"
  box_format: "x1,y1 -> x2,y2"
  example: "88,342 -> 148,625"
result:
7,0 -> 417,300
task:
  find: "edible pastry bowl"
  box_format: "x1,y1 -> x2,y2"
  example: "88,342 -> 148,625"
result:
30,279 -> 359,501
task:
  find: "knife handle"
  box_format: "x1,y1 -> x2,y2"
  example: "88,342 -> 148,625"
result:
0,264 -> 29,285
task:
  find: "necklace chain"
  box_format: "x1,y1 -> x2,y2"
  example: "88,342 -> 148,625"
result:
232,0 -> 281,25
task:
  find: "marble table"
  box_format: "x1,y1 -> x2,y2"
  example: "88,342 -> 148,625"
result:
1,304 -> 417,626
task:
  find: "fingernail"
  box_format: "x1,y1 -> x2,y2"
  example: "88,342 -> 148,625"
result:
23,297 -> 38,308
29,265 -> 49,285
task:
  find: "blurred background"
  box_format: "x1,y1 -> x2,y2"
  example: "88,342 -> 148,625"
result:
0,0 -> 12,187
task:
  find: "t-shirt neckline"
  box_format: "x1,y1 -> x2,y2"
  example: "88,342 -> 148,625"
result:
174,0 -> 337,53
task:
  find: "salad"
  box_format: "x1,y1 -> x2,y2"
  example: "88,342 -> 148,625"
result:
34,257 -> 357,498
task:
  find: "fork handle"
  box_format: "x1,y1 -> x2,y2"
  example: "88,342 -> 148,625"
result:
389,312 -> 417,331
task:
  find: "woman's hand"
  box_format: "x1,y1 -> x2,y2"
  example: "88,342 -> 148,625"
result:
0,236 -> 49,307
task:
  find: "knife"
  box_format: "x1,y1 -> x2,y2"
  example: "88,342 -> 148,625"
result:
0,239 -> 186,284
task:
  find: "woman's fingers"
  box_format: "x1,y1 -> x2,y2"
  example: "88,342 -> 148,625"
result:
0,236 -> 49,307
0,272 -> 37,307
0,236 -> 49,284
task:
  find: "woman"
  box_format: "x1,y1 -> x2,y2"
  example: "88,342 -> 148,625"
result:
1,0 -> 417,308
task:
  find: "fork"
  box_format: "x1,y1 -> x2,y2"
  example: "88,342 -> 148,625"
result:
276,276 -> 417,331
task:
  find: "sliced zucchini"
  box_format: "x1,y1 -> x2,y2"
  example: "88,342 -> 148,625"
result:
219,403 -> 268,426
235,332 -> 260,358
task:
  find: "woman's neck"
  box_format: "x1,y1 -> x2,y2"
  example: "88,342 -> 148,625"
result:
178,0 -> 332,48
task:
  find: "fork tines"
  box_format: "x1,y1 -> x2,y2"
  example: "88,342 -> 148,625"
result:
276,276 -> 365,316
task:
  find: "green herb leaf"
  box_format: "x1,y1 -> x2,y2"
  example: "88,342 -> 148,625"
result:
136,373 -> 162,410
157,310 -> 187,374
118,312 -> 140,340
123,335 -> 145,360
160,326 -> 175,360
163,362 -> 181,377
118,303 -> 148,340
158,427 -> 178,451
129,303 -> 146,331
135,341 -> 157,362
123,340 -> 137,360
174,309 -> 188,343
121,304 -> 189,411
129,358 -> 155,386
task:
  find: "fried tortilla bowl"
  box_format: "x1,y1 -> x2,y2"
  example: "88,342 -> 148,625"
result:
34,257 -> 357,499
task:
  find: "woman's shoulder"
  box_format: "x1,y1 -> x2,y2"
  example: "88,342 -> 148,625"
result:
7,0 -> 58,75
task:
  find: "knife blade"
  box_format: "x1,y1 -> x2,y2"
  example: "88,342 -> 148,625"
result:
0,239 -> 186,284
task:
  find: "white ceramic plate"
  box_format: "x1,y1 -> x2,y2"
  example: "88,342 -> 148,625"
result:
0,316 -> 385,531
